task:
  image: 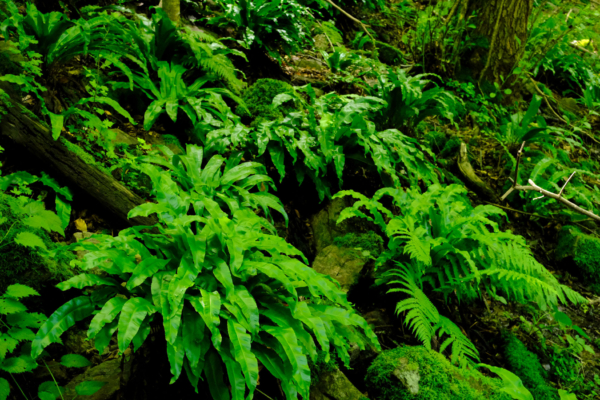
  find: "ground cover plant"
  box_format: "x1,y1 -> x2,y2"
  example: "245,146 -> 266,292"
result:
1,0 -> 600,399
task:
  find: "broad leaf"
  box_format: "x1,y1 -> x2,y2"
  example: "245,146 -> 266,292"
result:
32,296 -> 95,358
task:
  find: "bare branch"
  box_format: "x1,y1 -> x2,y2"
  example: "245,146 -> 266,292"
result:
501,144 -> 600,222
558,171 -> 577,197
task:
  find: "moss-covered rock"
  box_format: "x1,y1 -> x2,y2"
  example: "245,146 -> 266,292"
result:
236,78 -> 297,125
556,225 -> 600,288
502,333 -> 558,400
0,192 -> 74,293
365,346 -> 511,400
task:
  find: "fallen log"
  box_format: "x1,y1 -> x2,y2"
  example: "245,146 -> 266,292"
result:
0,84 -> 156,227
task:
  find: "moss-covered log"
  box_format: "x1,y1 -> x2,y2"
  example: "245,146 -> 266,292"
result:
0,85 -> 156,227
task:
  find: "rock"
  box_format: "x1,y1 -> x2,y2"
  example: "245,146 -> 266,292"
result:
363,310 -> 390,330
73,231 -> 94,242
63,329 -> 96,355
312,245 -> 368,292
391,358 -> 420,395
108,129 -> 138,146
310,368 -> 365,400
366,346 -> 512,400
314,34 -> 331,51
556,225 -> 600,288
62,357 -> 132,400
310,198 -> 352,253
294,58 -> 328,71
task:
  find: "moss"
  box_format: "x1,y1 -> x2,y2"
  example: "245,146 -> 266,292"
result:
333,231 -> 383,258
0,192 -> 75,293
236,79 -> 297,125
502,333 -> 558,400
365,346 -> 511,400
309,350 -> 338,387
555,225 -> 600,285
376,41 -> 404,66
60,138 -> 112,177
439,137 -> 461,159
0,52 -> 22,76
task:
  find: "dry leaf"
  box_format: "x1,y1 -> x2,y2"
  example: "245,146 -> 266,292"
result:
74,218 -> 87,232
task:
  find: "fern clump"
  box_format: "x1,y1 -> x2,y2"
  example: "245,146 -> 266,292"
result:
502,333 -> 558,400
236,79 -> 297,124
365,346 -> 511,400
335,184 -> 586,366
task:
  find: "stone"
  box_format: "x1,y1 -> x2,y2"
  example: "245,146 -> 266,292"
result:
62,357 -> 132,400
294,58 -> 328,70
392,359 -> 420,395
310,198 -> 352,253
73,231 -> 94,242
63,329 -> 96,355
312,245 -> 368,292
314,34 -> 331,51
310,368 -> 365,400
108,129 -> 138,146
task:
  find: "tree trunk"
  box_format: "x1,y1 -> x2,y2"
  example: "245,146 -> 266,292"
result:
468,0 -> 533,90
0,86 -> 157,227
161,0 -> 180,25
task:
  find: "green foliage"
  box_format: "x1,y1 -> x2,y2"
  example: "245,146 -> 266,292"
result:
477,363 -> 533,400
365,345 -> 511,400
0,284 -> 46,399
502,333 -> 558,400
556,226 -> 600,285
208,0 -> 312,62
36,145 -> 380,399
209,87 -> 439,201
374,69 -> 464,132
236,78 -> 297,123
132,61 -> 243,132
335,184 -> 586,366
0,191 -> 73,293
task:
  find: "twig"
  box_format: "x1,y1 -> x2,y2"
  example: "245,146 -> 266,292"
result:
501,142 -> 600,222
322,0 -> 377,48
527,76 -> 567,124
568,41 -> 596,56
482,201 -> 553,219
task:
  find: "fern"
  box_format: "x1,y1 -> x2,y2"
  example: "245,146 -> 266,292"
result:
335,184 -> 587,366
386,264 -> 479,367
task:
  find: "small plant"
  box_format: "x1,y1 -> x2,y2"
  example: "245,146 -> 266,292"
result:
208,0 -> 312,62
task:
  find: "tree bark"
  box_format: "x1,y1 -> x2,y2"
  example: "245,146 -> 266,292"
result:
161,0 -> 180,25
0,88 -> 156,227
467,0 -> 533,90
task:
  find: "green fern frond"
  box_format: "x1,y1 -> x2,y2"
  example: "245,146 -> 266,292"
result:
435,315 -> 479,367
387,265 -> 439,349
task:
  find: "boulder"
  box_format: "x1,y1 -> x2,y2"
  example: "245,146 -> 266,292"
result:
310,198 -> 352,253
312,245 -> 368,292
62,357 -> 132,400
366,346 -> 512,400
310,368 -> 366,400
